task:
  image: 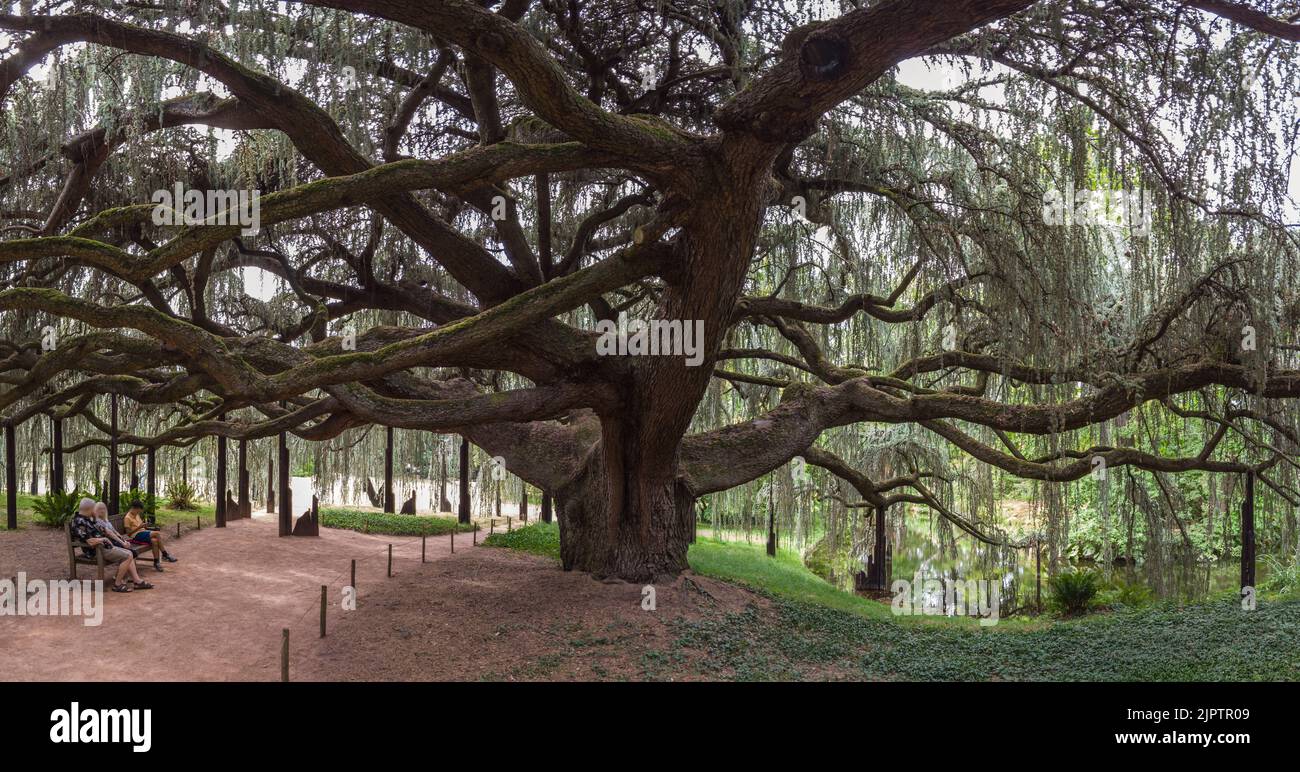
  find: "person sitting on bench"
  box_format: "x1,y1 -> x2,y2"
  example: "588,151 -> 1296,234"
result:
70,498 -> 153,593
123,501 -> 177,572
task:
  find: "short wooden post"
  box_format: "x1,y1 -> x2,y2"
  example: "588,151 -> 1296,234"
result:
196,515 -> 201,530
507,516 -> 512,533
490,519 -> 495,535
319,585 -> 327,638
473,523 -> 478,545
280,628 -> 289,682
450,528 -> 455,553
421,535 -> 426,563
350,559 -> 356,592
387,544 -> 392,577
176,522 -> 181,538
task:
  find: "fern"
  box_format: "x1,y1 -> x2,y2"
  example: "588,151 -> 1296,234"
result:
32,490 -> 84,527
1048,569 -> 1102,616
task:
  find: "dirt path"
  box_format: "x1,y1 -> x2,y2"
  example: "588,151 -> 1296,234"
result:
0,517 -> 757,681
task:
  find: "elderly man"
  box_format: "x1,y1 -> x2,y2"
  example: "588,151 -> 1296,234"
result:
68,498 -> 154,593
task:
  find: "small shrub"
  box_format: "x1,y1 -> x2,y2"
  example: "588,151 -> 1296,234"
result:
1048,569 -> 1102,616
319,508 -> 473,536
1097,577 -> 1155,609
1259,554 -> 1300,596
123,489 -> 158,516
166,481 -> 198,510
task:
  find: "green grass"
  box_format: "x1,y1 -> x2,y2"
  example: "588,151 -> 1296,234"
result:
686,539 -> 896,621
482,520 -> 561,560
484,524 -> 992,625
319,508 -> 476,536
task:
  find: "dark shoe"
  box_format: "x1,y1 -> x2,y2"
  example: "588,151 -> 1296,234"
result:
133,580 -> 155,590
162,553 -> 178,563
112,583 -> 133,593
153,560 -> 165,573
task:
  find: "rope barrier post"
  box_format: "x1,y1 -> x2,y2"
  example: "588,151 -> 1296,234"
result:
490,518 -> 495,535
387,544 -> 392,577
451,527 -> 455,553
507,516 -> 512,533
473,523 -> 478,545
176,522 -> 180,539
350,559 -> 356,594
421,534 -> 426,563
320,585 -> 327,638
281,628 -> 289,682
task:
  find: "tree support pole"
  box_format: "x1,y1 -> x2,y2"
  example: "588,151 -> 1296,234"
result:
1242,470 -> 1256,591
51,416 -> 64,494
109,394 -> 120,516
146,446 -> 156,508
458,435 -> 471,524
384,425 -> 395,513
238,438 -> 250,519
266,452 -> 275,514
278,428 -> 291,536
215,414 -> 227,528
4,423 -> 16,530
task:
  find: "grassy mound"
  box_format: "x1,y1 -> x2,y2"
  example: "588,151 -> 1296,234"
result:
320,508 -> 476,536
486,522 -> 1300,681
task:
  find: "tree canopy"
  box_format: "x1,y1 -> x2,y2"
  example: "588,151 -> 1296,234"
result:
2,0 -> 1299,581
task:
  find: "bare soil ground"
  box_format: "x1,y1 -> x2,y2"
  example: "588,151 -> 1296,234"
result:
0,517 -> 759,681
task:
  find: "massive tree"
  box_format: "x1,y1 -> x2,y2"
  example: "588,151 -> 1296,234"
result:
2,0 -> 1299,580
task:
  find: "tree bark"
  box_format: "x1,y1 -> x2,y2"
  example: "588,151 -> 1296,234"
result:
555,422 -> 697,581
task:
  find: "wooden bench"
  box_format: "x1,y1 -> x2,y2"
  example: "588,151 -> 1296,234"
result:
66,513 -> 156,581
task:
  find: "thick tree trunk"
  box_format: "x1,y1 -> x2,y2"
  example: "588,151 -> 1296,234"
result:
556,419 -> 697,582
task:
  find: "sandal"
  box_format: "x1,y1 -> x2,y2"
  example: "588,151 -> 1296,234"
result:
111,583 -> 133,593
132,580 -> 155,590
